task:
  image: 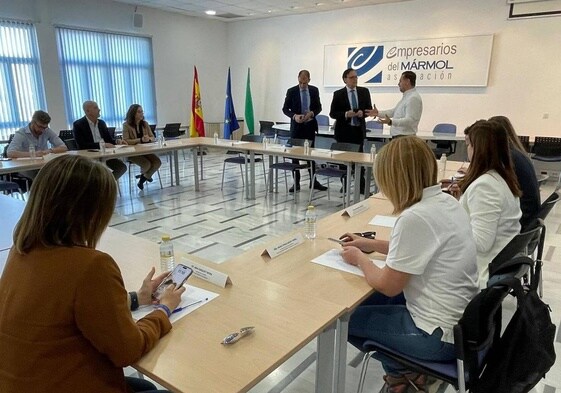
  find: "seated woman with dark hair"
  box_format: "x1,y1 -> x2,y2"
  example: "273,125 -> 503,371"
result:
488,115 -> 540,230
123,104 -> 162,190
340,136 -> 478,393
455,120 -> 522,288
0,155 -> 184,393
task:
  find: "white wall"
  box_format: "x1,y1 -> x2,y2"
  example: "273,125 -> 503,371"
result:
227,0 -> 561,136
1,0 -> 560,136
0,0 -> 228,132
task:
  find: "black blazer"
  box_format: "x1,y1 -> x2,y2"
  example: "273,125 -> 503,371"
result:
282,84 -> 322,140
329,86 -> 372,146
72,116 -> 116,150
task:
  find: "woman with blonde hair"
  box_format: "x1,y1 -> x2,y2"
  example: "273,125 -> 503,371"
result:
0,155 -> 184,392
340,136 -> 478,393
123,104 -> 161,190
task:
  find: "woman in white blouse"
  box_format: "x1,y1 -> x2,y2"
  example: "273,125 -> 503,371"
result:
458,120 -> 522,288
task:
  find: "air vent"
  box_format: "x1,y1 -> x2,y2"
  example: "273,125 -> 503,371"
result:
216,13 -> 244,19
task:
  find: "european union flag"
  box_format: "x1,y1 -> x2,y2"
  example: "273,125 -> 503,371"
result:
224,67 -> 239,139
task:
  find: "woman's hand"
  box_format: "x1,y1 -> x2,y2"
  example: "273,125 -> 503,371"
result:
159,283 -> 186,312
141,135 -> 150,143
448,183 -> 462,200
137,267 -> 169,305
341,245 -> 370,267
339,232 -> 378,253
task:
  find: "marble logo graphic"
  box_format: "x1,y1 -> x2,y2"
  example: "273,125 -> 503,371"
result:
347,46 -> 384,83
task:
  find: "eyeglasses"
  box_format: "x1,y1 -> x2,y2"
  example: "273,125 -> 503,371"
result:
221,326 -> 255,345
346,76 -> 358,79
34,122 -> 49,130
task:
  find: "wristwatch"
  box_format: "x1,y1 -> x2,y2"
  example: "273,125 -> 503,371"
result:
388,119 -> 393,126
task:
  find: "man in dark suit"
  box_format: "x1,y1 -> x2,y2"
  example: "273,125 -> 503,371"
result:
72,100 -> 127,180
329,68 -> 373,193
282,70 -> 326,192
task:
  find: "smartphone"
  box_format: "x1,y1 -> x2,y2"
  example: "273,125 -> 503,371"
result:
328,237 -> 345,245
153,264 -> 193,300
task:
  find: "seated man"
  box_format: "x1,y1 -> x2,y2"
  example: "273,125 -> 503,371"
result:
72,100 -> 127,180
7,110 -> 68,180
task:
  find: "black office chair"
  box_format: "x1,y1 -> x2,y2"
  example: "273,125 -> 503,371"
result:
259,121 -> 276,139
518,135 -> 531,153
59,129 -> 74,141
532,136 -> 561,189
0,180 -> 25,200
220,134 -> 266,190
350,278 -> 513,393
2,133 -> 31,194
107,127 -> 116,140
431,123 -> 457,159
163,123 -> 181,138
308,142 -> 360,207
149,124 -> 157,133
265,138 -> 309,197
63,138 -> 79,151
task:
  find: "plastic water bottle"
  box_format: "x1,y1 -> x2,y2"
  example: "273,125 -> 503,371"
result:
214,132 -> 218,144
370,144 -> 377,161
99,140 -> 106,154
159,235 -> 175,272
157,132 -> 163,148
28,145 -> 36,159
263,137 -> 268,149
304,205 -> 317,240
304,139 -> 310,155
438,153 -> 447,179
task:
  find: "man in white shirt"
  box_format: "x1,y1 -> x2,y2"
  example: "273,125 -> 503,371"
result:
367,71 -> 423,137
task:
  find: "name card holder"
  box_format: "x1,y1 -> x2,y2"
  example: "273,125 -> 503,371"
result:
342,200 -> 370,217
261,233 -> 304,259
267,145 -> 287,152
182,258 -> 232,288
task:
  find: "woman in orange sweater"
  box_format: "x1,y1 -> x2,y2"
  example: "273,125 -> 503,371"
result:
0,155 -> 184,392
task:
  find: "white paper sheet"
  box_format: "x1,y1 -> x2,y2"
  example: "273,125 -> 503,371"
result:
131,285 -> 219,324
311,249 -> 385,277
368,215 -> 398,228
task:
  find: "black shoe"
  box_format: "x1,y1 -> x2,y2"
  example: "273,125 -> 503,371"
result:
289,184 -> 301,193
311,181 -> 328,191
137,175 -> 146,190
135,174 -> 142,179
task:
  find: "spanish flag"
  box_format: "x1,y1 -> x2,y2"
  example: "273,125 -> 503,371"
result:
190,66 -> 205,137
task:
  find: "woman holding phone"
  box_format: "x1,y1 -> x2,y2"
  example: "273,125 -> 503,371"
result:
0,155 -> 184,393
122,104 -> 161,190
340,136 -> 478,393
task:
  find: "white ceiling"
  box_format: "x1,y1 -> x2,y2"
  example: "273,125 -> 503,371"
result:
112,0 -> 411,21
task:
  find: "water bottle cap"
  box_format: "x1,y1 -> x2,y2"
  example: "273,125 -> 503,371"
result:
307,205 -> 315,210
161,234 -> 171,241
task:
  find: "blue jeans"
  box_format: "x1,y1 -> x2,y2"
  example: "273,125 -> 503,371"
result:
348,292 -> 455,376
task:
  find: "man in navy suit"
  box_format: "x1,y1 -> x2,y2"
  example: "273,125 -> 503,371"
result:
282,70 -> 326,192
72,100 -> 127,180
329,68 -> 373,193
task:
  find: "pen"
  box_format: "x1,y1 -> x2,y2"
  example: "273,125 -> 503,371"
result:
172,297 -> 208,314
353,231 -> 376,239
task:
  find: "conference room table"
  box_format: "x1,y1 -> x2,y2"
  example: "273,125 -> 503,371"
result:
272,123 -> 466,141
0,195 -> 346,393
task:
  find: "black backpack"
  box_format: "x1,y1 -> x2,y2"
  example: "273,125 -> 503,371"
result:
472,255 -> 556,393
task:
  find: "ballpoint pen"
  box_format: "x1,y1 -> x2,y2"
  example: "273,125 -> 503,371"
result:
172,297 -> 208,314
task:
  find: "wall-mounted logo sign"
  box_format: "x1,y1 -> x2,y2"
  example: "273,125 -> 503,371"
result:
324,35 -> 493,87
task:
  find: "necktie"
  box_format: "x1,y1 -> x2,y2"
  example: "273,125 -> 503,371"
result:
301,90 -> 309,114
350,90 -> 358,126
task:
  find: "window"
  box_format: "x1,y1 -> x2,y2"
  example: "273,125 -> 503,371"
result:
0,19 -> 47,141
56,27 -> 156,128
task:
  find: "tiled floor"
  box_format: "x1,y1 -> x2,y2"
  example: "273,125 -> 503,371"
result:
115,148 -> 561,393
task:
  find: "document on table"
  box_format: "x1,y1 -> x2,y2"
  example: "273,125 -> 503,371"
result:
131,285 -> 219,324
369,215 -> 398,228
311,249 -> 385,277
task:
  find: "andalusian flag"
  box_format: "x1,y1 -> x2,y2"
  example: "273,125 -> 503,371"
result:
244,68 -> 255,135
190,66 -> 205,137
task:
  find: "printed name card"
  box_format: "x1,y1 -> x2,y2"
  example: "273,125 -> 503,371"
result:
113,146 -> 136,154
311,148 -> 332,156
342,200 -> 370,217
217,140 -> 235,146
182,258 -> 232,288
261,233 -> 304,259
267,144 -> 287,152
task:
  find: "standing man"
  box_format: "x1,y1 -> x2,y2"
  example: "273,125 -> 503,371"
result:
282,70 -> 326,192
72,100 -> 127,180
329,68 -> 372,193
7,110 -> 68,179
367,71 -> 422,137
